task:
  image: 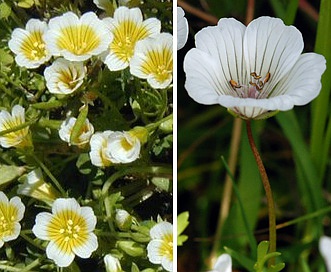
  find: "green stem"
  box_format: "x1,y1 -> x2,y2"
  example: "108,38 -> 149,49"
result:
20,233 -> 45,251
145,113 -> 173,132
246,120 -> 276,267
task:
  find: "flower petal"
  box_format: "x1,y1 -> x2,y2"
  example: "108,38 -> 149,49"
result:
177,7 -> 188,50
244,16 -> 304,94
46,240 -> 75,267
213,254 -> 232,272
72,232 -> 98,258
319,236 -> 331,272
32,212 -> 53,240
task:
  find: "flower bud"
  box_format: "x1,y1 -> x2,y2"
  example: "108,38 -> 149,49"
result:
115,209 -> 132,231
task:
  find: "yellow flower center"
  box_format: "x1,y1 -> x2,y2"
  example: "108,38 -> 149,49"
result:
0,203 -> 18,239
159,233 -> 173,262
47,210 -> 88,253
111,20 -> 149,62
21,31 -> 47,61
141,48 -> 173,83
0,116 -> 30,147
58,68 -> 82,90
120,137 -> 133,151
56,25 -> 101,55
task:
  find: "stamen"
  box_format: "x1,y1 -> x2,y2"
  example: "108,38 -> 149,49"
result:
230,79 -> 241,89
249,72 -> 271,92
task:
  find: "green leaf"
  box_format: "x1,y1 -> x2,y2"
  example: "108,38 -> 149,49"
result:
131,262 -> 140,272
224,246 -> 255,271
0,165 -> 25,187
70,105 -> 88,144
0,3 -> 11,19
151,177 -> 170,192
177,211 -> 189,236
17,0 -> 34,8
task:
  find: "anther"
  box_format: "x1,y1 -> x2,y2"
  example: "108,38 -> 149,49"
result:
230,79 -> 241,89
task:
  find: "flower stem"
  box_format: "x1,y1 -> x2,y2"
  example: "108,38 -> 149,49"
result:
246,120 -> 276,266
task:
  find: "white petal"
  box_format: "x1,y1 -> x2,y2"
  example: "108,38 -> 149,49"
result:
150,221 -> 172,239
177,7 -> 188,50
147,240 -> 163,263
271,53 -> 326,105
319,236 -> 331,272
213,254 -> 232,272
80,206 -> 97,231
104,53 -> 129,71
142,17 -> 161,37
52,198 -> 80,215
244,16 -> 304,93
32,212 -> 53,240
161,255 -> 173,272
72,232 -> 98,258
2,222 -> 21,242
184,48 -> 225,104
114,6 -> 143,24
46,240 -> 75,267
0,191 -> 9,203
9,196 -> 25,221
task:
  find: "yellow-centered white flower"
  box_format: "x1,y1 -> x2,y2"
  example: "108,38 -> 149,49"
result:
44,58 -> 86,95
32,198 -> 98,267
177,7 -> 188,50
17,168 -> 60,205
319,236 -> 331,272
0,105 -> 31,148
59,117 -> 94,148
8,19 -> 51,68
0,192 -> 25,248
45,12 -> 112,61
147,221 -> 173,272
104,254 -> 123,272
102,6 -> 161,71
130,33 -> 173,89
184,16 -> 326,120
89,130 -> 141,167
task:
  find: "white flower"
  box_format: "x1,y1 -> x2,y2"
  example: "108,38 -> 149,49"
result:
59,117 -> 94,148
17,168 -> 59,205
45,12 -> 112,61
130,33 -> 173,89
319,236 -> 331,272
8,18 -> 51,69
147,221 -> 173,272
89,130 -> 141,167
177,7 -> 188,50
210,254 -> 232,272
104,254 -> 122,272
32,198 -> 98,267
115,209 -> 132,231
102,6 -> 161,71
44,58 -> 86,95
0,105 -> 31,148
184,16 -> 326,120
0,192 -> 25,248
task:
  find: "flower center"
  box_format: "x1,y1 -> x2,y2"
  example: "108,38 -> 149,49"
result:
159,233 -> 173,262
56,25 -> 101,55
0,215 -> 14,238
141,49 -> 173,83
120,137 -> 133,151
111,20 -> 149,62
47,210 -> 88,252
58,68 -> 82,90
229,72 -> 271,99
21,31 -> 47,61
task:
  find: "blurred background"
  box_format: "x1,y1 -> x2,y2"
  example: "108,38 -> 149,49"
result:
177,0 -> 331,271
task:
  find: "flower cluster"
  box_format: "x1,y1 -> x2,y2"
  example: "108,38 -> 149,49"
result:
1,1 -> 173,271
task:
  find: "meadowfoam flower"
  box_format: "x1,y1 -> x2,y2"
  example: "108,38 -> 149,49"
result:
177,7 -> 188,50
0,105 -> 32,148
130,33 -> 173,89
184,16 -> 326,120
104,254 -> 122,272
32,198 -> 98,267
0,192 -> 25,248
44,58 -> 86,95
102,6 -> 161,71
319,236 -> 331,272
89,127 -> 147,167
147,221 -> 173,272
17,168 -> 60,205
209,254 -> 232,272
45,12 -> 112,61
59,117 -> 94,148
8,19 -> 51,68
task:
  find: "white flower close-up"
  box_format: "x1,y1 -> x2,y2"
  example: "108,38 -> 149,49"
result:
209,254 -> 232,272
177,7 -> 188,50
184,16 -> 326,119
102,6 -> 161,71
0,192 -> 25,248
8,18 -> 51,68
89,129 -> 141,167
130,33 -> 173,89
45,11 -> 112,61
32,198 -> 98,267
44,58 -> 86,95
319,236 -> 331,272
147,221 -> 173,272
0,105 -> 31,148
58,116 -> 94,147
104,254 -> 122,272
